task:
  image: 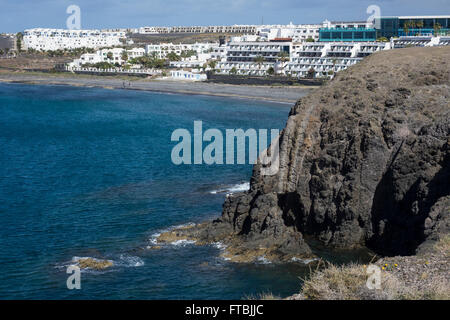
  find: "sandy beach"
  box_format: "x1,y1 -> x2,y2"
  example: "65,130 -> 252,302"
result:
0,73 -> 316,104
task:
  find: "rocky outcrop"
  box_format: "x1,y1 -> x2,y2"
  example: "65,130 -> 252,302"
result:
159,47 -> 450,262
76,258 -> 114,270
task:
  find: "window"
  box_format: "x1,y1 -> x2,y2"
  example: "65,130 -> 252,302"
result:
343,32 -> 353,39
354,32 -> 364,39
332,32 -> 341,39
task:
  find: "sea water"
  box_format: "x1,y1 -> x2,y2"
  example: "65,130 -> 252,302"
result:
0,83 -> 370,299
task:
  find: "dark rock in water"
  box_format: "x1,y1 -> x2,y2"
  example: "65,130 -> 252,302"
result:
163,47 -> 450,261
76,257 -> 114,270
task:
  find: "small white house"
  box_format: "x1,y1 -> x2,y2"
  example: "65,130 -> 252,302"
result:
169,70 -> 207,81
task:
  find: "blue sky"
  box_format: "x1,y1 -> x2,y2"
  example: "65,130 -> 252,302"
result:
0,0 -> 449,32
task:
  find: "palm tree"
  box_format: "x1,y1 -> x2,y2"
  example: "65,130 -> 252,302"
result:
409,20 -> 416,35
403,21 -> 410,36
121,51 -> 128,63
434,23 -> 442,36
106,51 -> 113,60
307,67 -> 315,79
229,67 -> 237,75
276,51 -> 290,75
0,49 -> 4,56
416,20 -> 424,35
208,60 -> 217,70
166,52 -> 180,61
16,32 -> 23,53
254,55 -> 265,69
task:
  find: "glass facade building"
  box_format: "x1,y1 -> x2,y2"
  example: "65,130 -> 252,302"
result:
318,16 -> 450,42
319,28 -> 376,42
376,16 -> 450,38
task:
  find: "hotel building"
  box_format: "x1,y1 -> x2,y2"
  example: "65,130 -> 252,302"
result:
256,23 -> 321,42
145,42 -> 217,59
139,25 -> 257,34
23,28 -> 126,51
286,42 -> 390,78
318,16 -> 450,42
216,40 -> 291,76
376,15 -> 450,38
69,47 -> 145,67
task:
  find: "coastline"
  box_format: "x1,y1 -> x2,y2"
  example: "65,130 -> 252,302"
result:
0,72 -> 317,104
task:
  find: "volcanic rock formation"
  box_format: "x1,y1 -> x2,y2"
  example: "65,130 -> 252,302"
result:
159,47 -> 450,262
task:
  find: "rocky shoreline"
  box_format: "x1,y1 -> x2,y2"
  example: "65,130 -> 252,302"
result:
156,47 -> 449,300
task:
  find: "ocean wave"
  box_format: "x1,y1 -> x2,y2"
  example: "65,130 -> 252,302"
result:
210,182 -> 250,195
117,254 -> 144,267
291,257 -> 320,264
58,254 -> 145,273
170,239 -> 197,246
256,256 -> 271,264
147,222 -> 197,247
211,242 -> 227,250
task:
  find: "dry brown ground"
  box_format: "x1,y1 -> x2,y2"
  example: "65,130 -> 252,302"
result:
288,235 -> 449,300
0,53 -> 72,72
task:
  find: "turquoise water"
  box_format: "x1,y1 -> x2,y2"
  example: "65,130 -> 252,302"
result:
0,82 -> 314,299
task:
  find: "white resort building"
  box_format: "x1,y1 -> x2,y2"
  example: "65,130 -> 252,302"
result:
256,23 -> 321,42
138,25 -> 257,34
23,28 -> 126,51
168,70 -> 207,81
391,35 -> 450,48
145,42 -> 217,59
69,47 -> 145,67
286,42 -> 391,78
215,40 -> 291,76
214,39 -> 392,78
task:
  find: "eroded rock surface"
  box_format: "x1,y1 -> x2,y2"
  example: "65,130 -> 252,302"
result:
160,47 -> 450,262
76,258 -> 114,270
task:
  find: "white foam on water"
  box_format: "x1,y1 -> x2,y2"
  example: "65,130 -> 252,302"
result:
210,182 -> 250,195
170,239 -> 197,246
59,256 -> 116,274
291,257 -> 320,264
256,255 -> 271,264
171,222 -> 196,229
117,254 -> 144,267
147,222 -> 196,247
212,242 -> 227,250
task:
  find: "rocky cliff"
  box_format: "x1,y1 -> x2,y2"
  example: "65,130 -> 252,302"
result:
158,47 -> 450,262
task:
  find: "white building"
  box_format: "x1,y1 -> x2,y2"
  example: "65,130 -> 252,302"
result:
286,42 -> 390,78
168,70 -> 207,81
169,53 -> 212,68
139,25 -> 257,34
145,42 -> 217,59
23,28 -> 126,51
256,23 -> 321,42
214,39 -> 392,78
216,40 -> 292,76
210,45 -> 228,62
391,35 -> 450,48
69,47 -> 145,67
321,19 -> 374,30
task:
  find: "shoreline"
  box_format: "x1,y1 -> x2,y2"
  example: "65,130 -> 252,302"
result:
0,72 -> 317,104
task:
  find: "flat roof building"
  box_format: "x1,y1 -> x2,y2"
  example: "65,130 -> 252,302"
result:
375,15 -> 450,38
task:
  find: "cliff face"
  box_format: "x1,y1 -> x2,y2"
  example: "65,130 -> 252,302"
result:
158,47 -> 449,262
219,47 -> 450,258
